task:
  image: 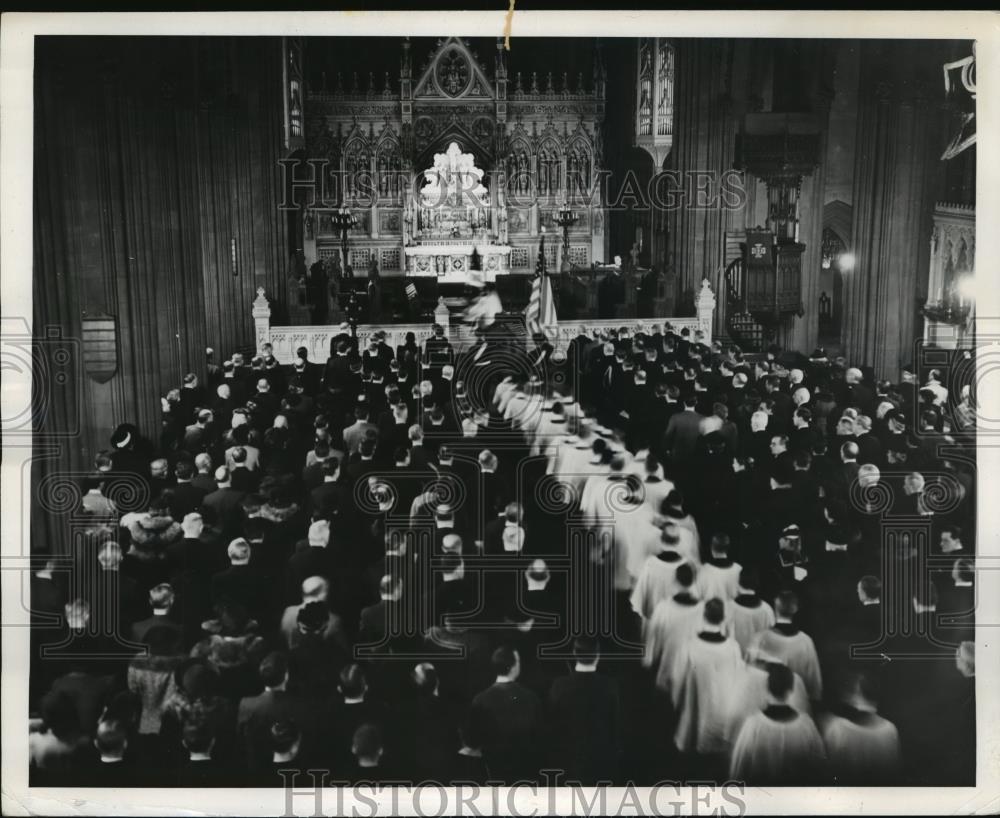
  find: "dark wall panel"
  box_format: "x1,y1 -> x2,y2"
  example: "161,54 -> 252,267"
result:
33,36 -> 290,466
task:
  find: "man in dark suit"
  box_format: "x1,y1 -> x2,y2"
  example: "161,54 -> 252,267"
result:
342,404 -> 377,457
358,575 -> 406,650
178,373 -> 207,424
854,415 -> 883,467
285,520 -> 335,605
182,410 -> 217,457
843,367 -> 875,416
228,447 -> 260,494
200,467 -> 246,540
287,346 -> 322,397
323,340 -> 353,390
78,720 -> 141,787
468,646 -> 543,783
237,652 -> 312,771
211,538 -> 267,620
169,459 -> 210,522
173,719 -> 238,787
326,664 -> 388,773
662,394 -> 703,465
547,637 -> 623,784
309,458 -> 343,518
130,582 -> 183,645
763,375 -> 794,432
827,441 -> 861,502
191,453 -> 217,494
423,323 -> 453,366
220,361 -> 250,408
432,554 -> 476,626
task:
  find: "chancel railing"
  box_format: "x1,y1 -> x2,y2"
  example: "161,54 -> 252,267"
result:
251,279 -> 715,364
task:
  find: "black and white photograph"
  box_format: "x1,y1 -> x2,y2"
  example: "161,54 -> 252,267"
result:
2,9 -> 997,816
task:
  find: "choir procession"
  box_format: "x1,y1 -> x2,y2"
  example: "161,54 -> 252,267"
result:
26,325 -> 977,788
7,13 -> 988,813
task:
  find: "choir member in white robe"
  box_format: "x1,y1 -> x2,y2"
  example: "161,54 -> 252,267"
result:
733,656 -> 812,728
625,454 -> 675,513
646,459 -> 675,510
747,591 -> 823,702
531,400 -> 568,458
645,564 -> 703,690
551,429 -> 606,496
519,381 -> 546,433
668,599 -> 746,755
660,488 -> 698,543
579,454 -> 629,527
493,376 -> 518,414
658,493 -> 701,560
695,533 -> 742,601
729,664 -> 826,785
631,548 -> 684,620
613,484 -> 667,584
553,393 -> 582,428
725,569 -> 776,657
661,523 -> 700,568
819,672 -> 901,785
503,379 -> 542,429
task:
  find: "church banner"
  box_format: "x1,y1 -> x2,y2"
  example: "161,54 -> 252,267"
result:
745,229 -> 774,272
744,229 -> 775,312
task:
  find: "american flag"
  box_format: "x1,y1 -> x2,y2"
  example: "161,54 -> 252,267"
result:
524,232 -> 557,341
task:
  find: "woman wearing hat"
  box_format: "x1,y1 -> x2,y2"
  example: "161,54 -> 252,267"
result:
190,603 -> 268,702
159,657 -> 235,767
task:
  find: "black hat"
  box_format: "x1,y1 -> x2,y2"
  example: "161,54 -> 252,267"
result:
110,424 -> 134,449
173,658 -> 219,699
297,600 -> 328,633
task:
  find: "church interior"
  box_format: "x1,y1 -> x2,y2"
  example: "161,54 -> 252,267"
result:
27,33 -> 977,789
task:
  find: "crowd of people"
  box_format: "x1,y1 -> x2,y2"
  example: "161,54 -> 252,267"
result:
28,319 -> 977,787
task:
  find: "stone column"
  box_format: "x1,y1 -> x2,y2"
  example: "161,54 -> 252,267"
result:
842,42 -> 942,379
665,40 -> 737,304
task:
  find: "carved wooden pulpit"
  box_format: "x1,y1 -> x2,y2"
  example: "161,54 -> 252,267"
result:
735,113 -> 819,338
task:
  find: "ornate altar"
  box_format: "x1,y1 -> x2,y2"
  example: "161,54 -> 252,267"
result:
301,37 -> 608,293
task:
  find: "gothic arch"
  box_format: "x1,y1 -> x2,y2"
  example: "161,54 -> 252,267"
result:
822,199 -> 853,248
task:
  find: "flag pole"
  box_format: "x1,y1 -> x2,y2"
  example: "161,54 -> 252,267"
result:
539,227 -> 547,338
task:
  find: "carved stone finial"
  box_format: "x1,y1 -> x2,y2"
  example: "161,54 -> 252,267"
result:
252,287 -> 271,320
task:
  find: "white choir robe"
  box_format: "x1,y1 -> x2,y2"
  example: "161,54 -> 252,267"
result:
631,550 -> 685,620
659,516 -> 701,566
550,440 -> 601,493
614,501 -> 667,582
748,626 -> 823,702
725,596 -> 776,657
695,559 -> 742,602
667,512 -> 700,543
520,393 -> 545,433
546,434 -> 578,476
579,473 -> 625,527
729,706 -> 826,784
531,413 -> 568,458
732,663 -> 812,726
645,594 -> 705,688
502,391 -> 530,426
557,399 -> 582,427
819,711 -> 902,784
520,395 -> 549,447
493,379 -> 517,413
641,475 -> 674,514
669,631 -> 747,754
